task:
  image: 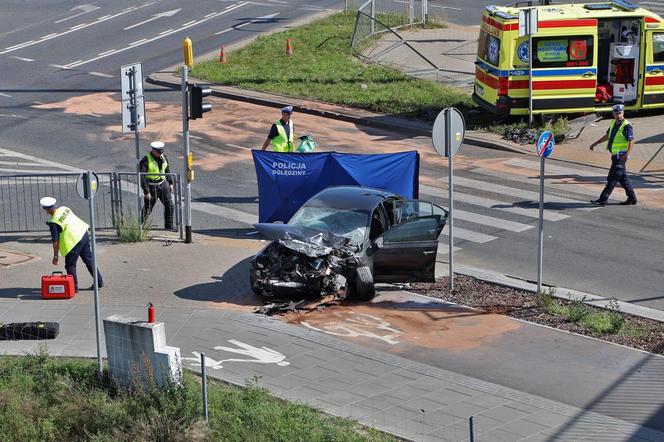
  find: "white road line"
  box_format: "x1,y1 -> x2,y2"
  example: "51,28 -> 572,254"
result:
159,29 -> 174,35
129,38 -> 148,46
0,147 -> 79,172
70,23 -> 88,30
226,143 -> 250,150
182,20 -> 197,27
124,9 -> 181,30
0,2 -> 156,55
0,93 -> 12,98
96,15 -> 112,21
0,114 -> 29,119
10,56 -> 34,62
5,41 -> 34,50
420,184 -> 569,222
41,33 -> 58,40
469,166 -> 624,201
98,49 -> 116,56
451,175 -> 597,211
63,60 -> 83,68
89,72 -> 113,78
49,64 -> 73,70
191,201 -> 257,225
504,158 -> 602,178
64,2 -> 248,68
205,12 -> 217,17
0,160 -> 55,166
441,227 -> 497,243
454,208 -> 533,232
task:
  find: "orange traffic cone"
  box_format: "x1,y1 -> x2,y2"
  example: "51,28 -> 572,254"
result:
286,38 -> 293,56
219,44 -> 226,63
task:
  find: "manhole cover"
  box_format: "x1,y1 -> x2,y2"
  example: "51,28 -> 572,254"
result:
0,249 -> 39,268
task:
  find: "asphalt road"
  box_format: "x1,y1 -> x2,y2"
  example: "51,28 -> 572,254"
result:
1,1 -> 664,307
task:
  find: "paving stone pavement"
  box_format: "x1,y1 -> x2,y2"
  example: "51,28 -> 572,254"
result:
2,233 -> 664,441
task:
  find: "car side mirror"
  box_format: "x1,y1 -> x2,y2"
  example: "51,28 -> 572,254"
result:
373,237 -> 384,249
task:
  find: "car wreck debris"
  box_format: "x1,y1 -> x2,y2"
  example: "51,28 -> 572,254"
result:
251,228 -> 362,307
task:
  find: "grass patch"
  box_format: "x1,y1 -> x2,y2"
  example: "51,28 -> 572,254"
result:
190,12 -> 472,120
537,291 -> 629,335
0,353 -> 394,442
114,214 -> 151,243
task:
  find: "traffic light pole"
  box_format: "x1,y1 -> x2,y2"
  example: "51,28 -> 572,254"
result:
181,65 -> 192,243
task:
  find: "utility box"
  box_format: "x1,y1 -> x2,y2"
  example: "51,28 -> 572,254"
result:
103,315 -> 181,388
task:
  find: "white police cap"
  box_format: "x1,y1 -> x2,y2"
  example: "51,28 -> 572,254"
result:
281,105 -> 293,114
40,197 -> 56,208
150,141 -> 165,150
611,104 -> 624,113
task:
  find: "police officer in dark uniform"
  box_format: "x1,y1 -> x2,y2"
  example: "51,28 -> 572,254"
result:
589,104 -> 637,206
140,141 -> 175,229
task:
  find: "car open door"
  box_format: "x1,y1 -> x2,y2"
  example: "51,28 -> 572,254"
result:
372,201 -> 447,283
642,28 -> 664,108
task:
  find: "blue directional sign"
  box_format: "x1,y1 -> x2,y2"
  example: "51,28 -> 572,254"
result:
536,131 -> 555,158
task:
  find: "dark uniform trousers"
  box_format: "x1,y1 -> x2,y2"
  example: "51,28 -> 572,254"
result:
142,180 -> 174,229
599,155 -> 637,203
65,232 -> 104,290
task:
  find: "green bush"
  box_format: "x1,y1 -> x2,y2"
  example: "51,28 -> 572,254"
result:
565,297 -> 589,323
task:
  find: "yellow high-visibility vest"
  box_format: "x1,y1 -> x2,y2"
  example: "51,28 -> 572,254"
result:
49,206 -> 88,256
608,119 -> 631,155
271,119 -> 294,152
147,153 -> 168,183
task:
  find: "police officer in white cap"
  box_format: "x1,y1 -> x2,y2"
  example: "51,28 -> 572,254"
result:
139,141 -> 175,229
261,105 -> 295,152
589,104 -> 637,206
40,197 -> 104,293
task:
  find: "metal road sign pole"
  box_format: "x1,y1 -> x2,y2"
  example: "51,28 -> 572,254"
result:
127,67 -> 142,223
528,12 -> 534,128
446,108 -> 454,291
537,156 -> 545,293
181,65 -> 192,243
86,171 -> 103,377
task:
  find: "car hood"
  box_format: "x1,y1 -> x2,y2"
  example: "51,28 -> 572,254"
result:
254,223 -> 355,258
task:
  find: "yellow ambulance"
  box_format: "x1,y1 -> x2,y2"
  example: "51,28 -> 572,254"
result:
473,0 -> 664,115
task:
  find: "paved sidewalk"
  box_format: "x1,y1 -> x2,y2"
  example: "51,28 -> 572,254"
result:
2,233 -> 664,441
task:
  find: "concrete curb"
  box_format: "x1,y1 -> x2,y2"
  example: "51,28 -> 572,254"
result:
450,264 -> 664,323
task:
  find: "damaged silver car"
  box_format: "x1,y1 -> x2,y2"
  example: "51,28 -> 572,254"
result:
250,186 -> 448,303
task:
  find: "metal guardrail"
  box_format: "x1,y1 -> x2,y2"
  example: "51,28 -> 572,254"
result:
0,171 -> 182,238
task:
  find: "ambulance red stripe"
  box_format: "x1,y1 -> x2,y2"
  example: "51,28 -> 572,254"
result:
538,19 -> 597,28
509,79 -> 596,90
646,76 -> 664,86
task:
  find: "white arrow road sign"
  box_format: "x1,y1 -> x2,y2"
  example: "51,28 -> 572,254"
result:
55,4 -> 100,24
124,8 -> 181,30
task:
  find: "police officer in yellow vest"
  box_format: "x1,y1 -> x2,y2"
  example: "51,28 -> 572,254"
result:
261,105 -> 295,152
589,104 -> 637,206
40,197 -> 104,293
140,141 -> 174,229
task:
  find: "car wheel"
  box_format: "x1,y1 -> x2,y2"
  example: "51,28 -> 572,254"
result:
351,266 -> 375,302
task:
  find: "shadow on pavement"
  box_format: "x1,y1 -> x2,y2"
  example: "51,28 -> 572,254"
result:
196,228 -> 258,239
550,352 -> 664,437
0,288 -> 41,300
173,256 -> 261,307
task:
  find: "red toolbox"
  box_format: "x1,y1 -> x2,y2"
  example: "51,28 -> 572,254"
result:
41,272 -> 76,299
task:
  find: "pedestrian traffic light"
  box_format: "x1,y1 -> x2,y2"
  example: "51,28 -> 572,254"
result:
189,84 -> 212,120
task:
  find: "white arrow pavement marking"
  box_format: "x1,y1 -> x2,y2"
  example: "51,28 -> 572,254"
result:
180,340 -> 290,369
65,2 -> 248,68
215,12 -> 279,35
54,4 -> 100,24
124,8 -> 181,30
0,2 -> 156,55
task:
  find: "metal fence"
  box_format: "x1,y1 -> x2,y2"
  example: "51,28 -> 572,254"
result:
349,0 -> 427,39
0,172 -> 182,236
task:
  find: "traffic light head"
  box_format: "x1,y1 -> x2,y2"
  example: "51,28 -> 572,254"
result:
189,84 -> 212,120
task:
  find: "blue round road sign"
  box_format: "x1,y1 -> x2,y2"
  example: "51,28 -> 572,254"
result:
536,131 -> 555,158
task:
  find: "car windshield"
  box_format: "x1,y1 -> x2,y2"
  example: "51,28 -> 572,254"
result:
289,207 -> 368,244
